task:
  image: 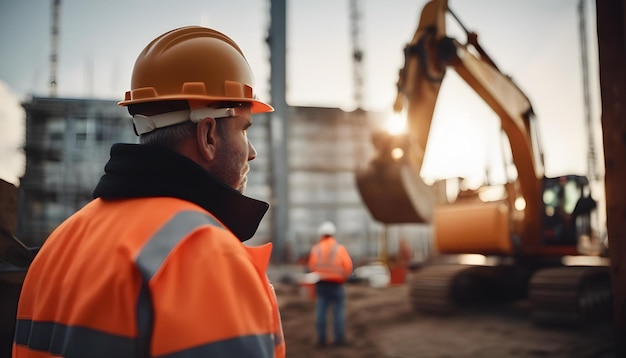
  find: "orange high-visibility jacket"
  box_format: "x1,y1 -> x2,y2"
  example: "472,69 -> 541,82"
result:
13,197 -> 285,357
308,236 -> 353,283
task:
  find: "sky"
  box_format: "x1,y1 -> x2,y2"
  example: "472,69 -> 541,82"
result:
0,0 -> 603,190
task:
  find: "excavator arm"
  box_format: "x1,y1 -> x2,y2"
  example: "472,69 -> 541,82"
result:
356,0 -> 447,224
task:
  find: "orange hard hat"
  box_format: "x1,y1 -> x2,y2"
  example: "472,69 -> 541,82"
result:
119,26 -> 273,114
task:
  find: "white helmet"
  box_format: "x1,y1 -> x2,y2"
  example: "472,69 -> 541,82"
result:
317,221 -> 336,237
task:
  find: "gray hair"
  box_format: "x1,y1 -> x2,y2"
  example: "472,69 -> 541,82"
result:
133,100 -> 248,148
139,120 -> 197,148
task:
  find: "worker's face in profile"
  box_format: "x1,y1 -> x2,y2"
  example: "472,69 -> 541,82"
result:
212,108 -> 256,193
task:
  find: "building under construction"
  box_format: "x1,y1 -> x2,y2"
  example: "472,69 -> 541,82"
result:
16,97 -> 136,247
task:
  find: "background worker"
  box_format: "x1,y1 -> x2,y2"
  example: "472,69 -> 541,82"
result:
308,221 -> 353,347
13,26 -> 285,358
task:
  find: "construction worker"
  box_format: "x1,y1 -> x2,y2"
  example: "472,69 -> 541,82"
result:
13,26 -> 285,358
308,221 -> 353,347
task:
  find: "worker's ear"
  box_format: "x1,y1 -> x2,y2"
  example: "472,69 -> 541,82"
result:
196,117 -> 218,162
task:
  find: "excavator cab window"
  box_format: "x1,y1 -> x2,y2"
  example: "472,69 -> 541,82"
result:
541,175 -> 594,246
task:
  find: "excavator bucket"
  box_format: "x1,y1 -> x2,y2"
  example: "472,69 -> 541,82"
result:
356,160 -> 434,224
354,0 -> 447,225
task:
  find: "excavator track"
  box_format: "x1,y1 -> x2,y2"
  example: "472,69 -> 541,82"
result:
409,264 -> 465,314
408,264 -> 493,314
529,266 -> 612,326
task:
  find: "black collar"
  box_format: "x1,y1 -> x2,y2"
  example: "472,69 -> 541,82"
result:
92,143 -> 269,242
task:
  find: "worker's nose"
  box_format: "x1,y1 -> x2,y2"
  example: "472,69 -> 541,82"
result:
248,141 -> 257,161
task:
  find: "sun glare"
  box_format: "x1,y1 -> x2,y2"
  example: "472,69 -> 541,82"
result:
384,112 -> 407,135
391,147 -> 404,160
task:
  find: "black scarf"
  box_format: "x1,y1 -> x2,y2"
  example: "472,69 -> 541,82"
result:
92,143 -> 269,242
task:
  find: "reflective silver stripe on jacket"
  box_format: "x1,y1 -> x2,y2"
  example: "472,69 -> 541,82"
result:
312,242 -> 346,276
15,210 -> 274,357
135,210 -> 223,281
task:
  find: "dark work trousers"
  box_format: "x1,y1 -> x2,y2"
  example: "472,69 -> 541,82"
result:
314,281 -> 346,345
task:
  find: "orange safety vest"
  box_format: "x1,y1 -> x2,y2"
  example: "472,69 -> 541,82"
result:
308,236 -> 353,283
13,197 -> 285,358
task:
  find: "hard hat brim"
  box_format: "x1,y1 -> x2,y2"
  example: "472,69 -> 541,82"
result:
118,94 -> 274,114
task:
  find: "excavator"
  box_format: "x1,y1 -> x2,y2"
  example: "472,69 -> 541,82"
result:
356,0 -> 612,325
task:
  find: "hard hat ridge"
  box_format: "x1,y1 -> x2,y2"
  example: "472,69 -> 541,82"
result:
119,26 -> 273,115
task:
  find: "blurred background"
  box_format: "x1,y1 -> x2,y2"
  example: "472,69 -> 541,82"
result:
0,0 -> 602,264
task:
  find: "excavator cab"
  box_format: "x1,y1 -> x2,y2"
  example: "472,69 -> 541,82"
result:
541,175 -> 596,247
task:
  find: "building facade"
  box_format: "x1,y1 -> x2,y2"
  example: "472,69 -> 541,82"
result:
16,97 -> 136,246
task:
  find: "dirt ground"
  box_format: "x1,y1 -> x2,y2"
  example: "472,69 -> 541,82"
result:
273,272 -> 616,358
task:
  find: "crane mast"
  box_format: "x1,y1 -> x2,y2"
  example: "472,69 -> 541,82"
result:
350,0 -> 364,110
50,0 -> 61,97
